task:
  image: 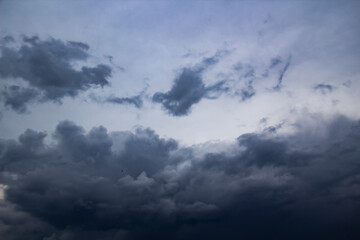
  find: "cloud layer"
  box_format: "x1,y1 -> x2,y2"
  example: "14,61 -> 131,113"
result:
1,2 -> 360,240
0,115 -> 359,239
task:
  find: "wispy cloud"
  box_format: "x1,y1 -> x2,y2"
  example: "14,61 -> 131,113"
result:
273,56 -> 291,91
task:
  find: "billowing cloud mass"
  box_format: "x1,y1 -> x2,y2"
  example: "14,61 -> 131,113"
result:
0,115 -> 359,239
0,36 -> 112,112
1,1 -> 360,240
152,52 -> 229,116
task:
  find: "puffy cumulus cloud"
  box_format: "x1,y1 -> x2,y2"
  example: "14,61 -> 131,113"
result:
0,115 -> 360,239
152,51 -> 229,116
0,36 -> 112,112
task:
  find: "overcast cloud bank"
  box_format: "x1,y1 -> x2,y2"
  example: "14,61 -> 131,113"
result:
0,114 -> 359,239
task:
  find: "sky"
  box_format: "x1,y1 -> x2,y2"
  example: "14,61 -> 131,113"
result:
0,0 -> 360,239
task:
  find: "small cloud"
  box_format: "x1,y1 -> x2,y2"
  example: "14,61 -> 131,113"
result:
106,95 -> 143,108
269,57 -> 282,68
105,55 -> 125,71
314,83 -> 334,94
273,56 -> 291,91
152,51 -> 230,116
232,62 -> 243,71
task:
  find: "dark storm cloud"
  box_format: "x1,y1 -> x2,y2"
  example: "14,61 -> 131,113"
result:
115,128 -> 178,177
1,85 -> 39,113
0,115 -> 359,239
0,36 -> 112,112
152,51 -> 229,116
0,121 -> 179,234
314,83 -> 334,94
0,201 -> 55,240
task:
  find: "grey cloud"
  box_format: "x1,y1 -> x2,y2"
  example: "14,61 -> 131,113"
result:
105,55 -> 125,71
19,129 -> 47,150
118,128 -> 178,177
106,95 -> 143,108
343,80 -> 352,88
269,57 -> 282,68
152,51 -> 229,116
152,68 -> 206,116
204,80 -> 229,99
105,85 -> 148,109
230,56 -> 291,100
314,83 -> 334,94
263,122 -> 285,134
67,41 -> 90,51
238,80 -> 255,101
0,115 -> 360,239
53,121 -> 113,165
0,201 -> 56,240
243,68 -> 255,78
1,85 -> 39,113
273,56 -> 291,91
232,62 -> 243,71
0,129 -> 47,175
1,35 -> 15,44
0,36 -> 112,112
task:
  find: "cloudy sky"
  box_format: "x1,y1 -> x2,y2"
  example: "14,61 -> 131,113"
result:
0,0 -> 360,239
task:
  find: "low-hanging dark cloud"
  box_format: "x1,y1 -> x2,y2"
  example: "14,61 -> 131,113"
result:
0,36 -> 112,112
152,51 -> 229,116
0,115 -> 359,239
